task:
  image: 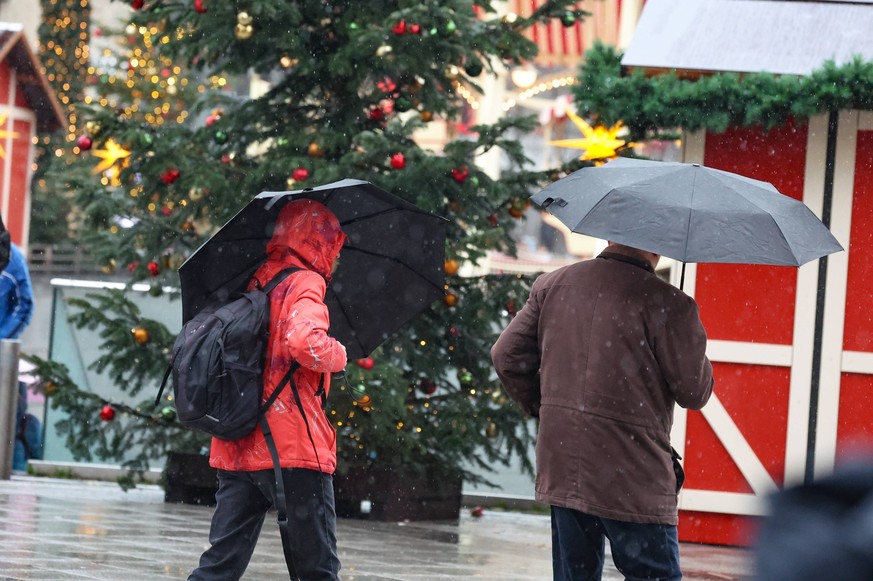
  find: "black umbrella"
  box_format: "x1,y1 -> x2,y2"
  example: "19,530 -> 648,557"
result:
179,179 -> 447,359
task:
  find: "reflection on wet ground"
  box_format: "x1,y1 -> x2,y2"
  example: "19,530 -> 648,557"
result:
0,476 -> 752,580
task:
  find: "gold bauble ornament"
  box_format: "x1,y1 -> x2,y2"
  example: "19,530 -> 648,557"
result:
100,259 -> 117,274
85,120 -> 102,136
485,422 -> 498,438
235,23 -> 253,40
444,259 -> 460,275
279,55 -> 298,69
189,187 -> 205,201
133,327 -> 151,345
444,293 -> 458,307
307,142 -> 325,158
236,11 -> 253,25
420,110 -> 433,122
444,65 -> 460,79
43,381 -> 58,396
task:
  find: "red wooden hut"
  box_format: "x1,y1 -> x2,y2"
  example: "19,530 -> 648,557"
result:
0,22 -> 64,249
622,0 -> 873,546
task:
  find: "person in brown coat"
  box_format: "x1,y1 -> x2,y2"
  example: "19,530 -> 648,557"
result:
491,242 -> 713,581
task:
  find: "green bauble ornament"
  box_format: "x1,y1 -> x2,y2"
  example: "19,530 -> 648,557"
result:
161,406 -> 177,421
561,11 -> 576,27
458,369 -> 473,386
214,130 -> 228,144
394,97 -> 412,112
349,22 -> 358,30
470,176 -> 479,188
276,137 -> 289,147
141,133 -> 154,147
149,281 -> 163,297
443,21 -> 456,35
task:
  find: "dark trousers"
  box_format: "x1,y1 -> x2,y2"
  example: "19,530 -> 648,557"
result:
189,468 -> 340,581
551,506 -> 681,581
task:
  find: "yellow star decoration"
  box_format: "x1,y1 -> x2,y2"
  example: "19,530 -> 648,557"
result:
0,111 -> 20,159
91,139 -> 132,175
548,110 -> 626,161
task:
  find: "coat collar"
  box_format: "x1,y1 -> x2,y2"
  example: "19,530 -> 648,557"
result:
597,250 -> 656,274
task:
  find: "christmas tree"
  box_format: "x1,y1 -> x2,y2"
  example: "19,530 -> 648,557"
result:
29,0 -> 590,489
32,0 -> 92,245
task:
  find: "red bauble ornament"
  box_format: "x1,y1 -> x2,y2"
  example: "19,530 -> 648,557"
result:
77,135 -> 93,151
356,357 -> 375,370
128,261 -> 139,273
409,24 -> 421,34
392,20 -> 407,35
451,166 -> 469,183
471,505 -> 485,518
194,0 -> 207,13
487,213 -> 499,227
161,168 -> 180,184
367,106 -> 385,121
205,113 -> 221,126
131,0 -> 143,9
161,205 -> 172,217
418,379 -> 437,395
292,168 -> 310,181
147,261 -> 160,277
390,153 -> 406,170
220,154 -> 232,164
100,404 -> 116,421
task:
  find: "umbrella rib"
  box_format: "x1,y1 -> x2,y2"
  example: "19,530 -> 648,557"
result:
343,244 -> 444,294
682,168 -> 698,262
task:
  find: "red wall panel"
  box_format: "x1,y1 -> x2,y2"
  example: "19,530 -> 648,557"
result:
695,121 -> 807,344
0,61 -> 9,103
836,373 -> 873,457
8,118 -> 31,244
684,363 -> 790,491
679,511 -> 759,547
844,131 -> 873,351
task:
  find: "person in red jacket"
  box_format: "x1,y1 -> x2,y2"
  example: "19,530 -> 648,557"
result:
189,199 -> 348,581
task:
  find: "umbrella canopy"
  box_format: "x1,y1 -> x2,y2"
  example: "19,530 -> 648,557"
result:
179,179 -> 447,359
531,157 -> 843,267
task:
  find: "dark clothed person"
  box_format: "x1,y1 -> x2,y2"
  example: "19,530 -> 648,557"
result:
491,243 -> 713,580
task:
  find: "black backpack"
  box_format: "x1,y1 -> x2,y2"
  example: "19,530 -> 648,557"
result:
156,266 -> 322,571
156,266 -> 302,439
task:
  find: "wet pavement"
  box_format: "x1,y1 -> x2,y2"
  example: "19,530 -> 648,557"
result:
0,475 -> 752,580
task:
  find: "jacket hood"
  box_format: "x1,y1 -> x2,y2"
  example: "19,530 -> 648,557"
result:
266,199 -> 346,279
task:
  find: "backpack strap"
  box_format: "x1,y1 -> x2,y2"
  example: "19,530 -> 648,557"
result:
154,364 -> 173,408
260,266 -> 302,294
258,361 -> 324,577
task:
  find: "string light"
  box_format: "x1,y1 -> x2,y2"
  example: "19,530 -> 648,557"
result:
502,75 -> 579,112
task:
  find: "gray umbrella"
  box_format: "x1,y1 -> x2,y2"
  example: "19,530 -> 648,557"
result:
532,157 -> 843,285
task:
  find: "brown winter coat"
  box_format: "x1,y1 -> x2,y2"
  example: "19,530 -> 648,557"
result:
491,249 -> 713,525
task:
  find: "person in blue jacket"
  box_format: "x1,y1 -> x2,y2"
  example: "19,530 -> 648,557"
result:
1,242 -> 38,471
0,243 -> 33,340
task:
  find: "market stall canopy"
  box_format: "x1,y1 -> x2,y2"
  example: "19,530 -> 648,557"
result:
622,0 -> 873,77
0,23 -> 65,132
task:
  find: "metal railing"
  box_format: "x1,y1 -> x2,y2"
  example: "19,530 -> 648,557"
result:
26,244 -> 98,276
